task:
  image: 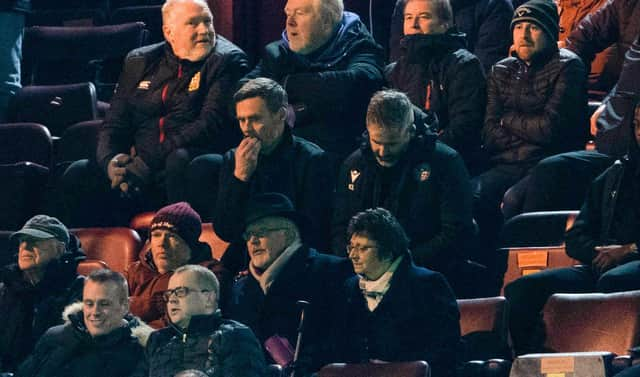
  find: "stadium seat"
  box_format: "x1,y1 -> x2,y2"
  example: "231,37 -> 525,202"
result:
77,259 -> 109,275
71,227 -> 141,274
458,296 -> 510,361
110,5 -> 162,43
318,361 -> 429,377
57,120 -> 102,164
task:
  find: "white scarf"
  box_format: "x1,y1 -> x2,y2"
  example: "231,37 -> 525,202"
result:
249,239 -> 302,294
359,256 -> 403,312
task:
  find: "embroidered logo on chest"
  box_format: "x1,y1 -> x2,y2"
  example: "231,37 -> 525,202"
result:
348,169 -> 361,191
414,163 -> 432,182
137,80 -> 151,90
188,72 -> 201,92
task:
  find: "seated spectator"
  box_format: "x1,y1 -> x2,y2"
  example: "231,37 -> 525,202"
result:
190,78 -> 333,273
387,0 -> 487,174
503,34 -> 640,218
474,0 -> 587,268
125,202 -> 229,329
244,0 -> 384,161
389,0 -> 513,72
0,215 -> 85,373
337,208 -> 461,377
228,193 -> 353,375
61,0 -> 249,227
141,264 -> 265,377
505,100 -> 640,356
17,269 -> 149,377
332,90 -> 476,296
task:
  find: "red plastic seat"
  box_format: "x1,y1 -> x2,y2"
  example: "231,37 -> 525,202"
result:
318,361 -> 429,377
71,227 -> 141,274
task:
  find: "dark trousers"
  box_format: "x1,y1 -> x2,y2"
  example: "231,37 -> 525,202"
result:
186,153 -> 223,222
505,261 -> 640,355
502,151 -> 615,219
60,149 -> 195,227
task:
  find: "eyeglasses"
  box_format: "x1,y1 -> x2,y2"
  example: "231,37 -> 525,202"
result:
242,227 -> 286,241
162,286 -> 211,302
346,244 -> 378,255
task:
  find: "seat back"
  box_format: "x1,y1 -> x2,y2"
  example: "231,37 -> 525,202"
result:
499,211 -> 579,248
27,8 -> 107,27
110,5 -> 163,43
318,361 -> 429,377
77,259 -> 109,275
543,290 -> 640,356
458,296 -> 511,360
0,123 -> 53,168
9,83 -> 98,137
71,227 -> 141,274
57,119 -> 102,163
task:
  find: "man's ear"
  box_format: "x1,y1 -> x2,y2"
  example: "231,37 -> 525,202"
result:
278,106 -> 288,122
162,24 -> 172,43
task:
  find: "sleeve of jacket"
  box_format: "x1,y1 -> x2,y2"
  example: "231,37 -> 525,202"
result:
473,0 -> 514,72
411,150 -> 474,268
168,50 -> 250,153
207,323 -> 266,377
16,326 -> 77,377
482,64 -> 518,154
564,0 -> 621,68
96,53 -> 142,174
298,149 -> 335,251
331,156 -> 357,256
500,55 -> 587,146
565,170 -> 607,264
212,151 -> 251,242
439,55 -> 487,154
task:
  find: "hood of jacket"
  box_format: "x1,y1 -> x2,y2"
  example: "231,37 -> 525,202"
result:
62,302 -> 153,347
281,11 -> 379,67
400,29 -> 468,64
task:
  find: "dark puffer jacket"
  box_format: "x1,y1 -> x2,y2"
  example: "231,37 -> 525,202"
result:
97,37 -> 249,172
0,235 -> 85,372
483,47 -> 589,166
245,11 -> 384,158
140,311 -> 266,377
386,31 -> 486,169
16,303 -> 148,377
389,0 -> 513,72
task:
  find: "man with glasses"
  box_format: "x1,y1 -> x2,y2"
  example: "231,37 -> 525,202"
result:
0,215 -> 85,373
228,192 -> 353,375
332,90 -> 476,297
141,264 -> 265,377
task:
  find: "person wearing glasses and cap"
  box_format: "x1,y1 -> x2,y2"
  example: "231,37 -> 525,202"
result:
335,208 -> 461,377
228,192 -> 353,375
140,264 -> 265,377
0,215 -> 85,373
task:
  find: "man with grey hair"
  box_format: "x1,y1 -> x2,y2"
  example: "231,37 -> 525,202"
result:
62,0 -> 249,227
244,0 -> 385,161
228,193 -> 353,375
332,89 -> 477,297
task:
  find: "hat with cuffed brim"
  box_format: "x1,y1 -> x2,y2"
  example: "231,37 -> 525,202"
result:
10,215 -> 70,247
511,0 -> 560,42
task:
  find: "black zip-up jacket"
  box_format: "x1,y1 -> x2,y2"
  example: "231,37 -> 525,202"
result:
0,0 -> 30,12
213,128 -> 333,251
245,11 -> 384,158
97,37 -> 249,172
139,311 -> 265,377
483,47 -> 589,166
566,153 -> 640,266
332,129 -> 474,272
386,31 -> 486,168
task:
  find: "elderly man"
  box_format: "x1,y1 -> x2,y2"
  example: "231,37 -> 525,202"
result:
17,269 -> 147,377
0,215 -> 85,373
332,90 -> 477,296
228,193 -> 353,374
473,0 -> 587,271
189,78 -> 333,273
140,264 -> 265,377
337,208 -> 461,377
244,0 -> 384,160
62,0 -> 249,227
387,0 -> 487,174
124,202 -> 229,328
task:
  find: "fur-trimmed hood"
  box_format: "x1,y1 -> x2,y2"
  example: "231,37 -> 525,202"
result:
62,302 -> 154,347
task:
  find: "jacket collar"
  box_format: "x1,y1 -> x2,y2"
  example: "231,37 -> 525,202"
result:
400,29 -> 468,64
168,310 -> 222,339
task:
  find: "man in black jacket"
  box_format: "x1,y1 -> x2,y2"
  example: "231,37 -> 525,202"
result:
17,269 -> 147,377
61,0 -> 249,227
332,90 -> 475,297
140,264 -> 265,377
244,0 -> 385,161
0,215 -> 85,373
387,0 -> 487,174
505,101 -> 640,356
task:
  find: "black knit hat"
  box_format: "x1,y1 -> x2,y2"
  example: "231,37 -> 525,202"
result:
150,202 -> 202,251
511,0 -> 559,41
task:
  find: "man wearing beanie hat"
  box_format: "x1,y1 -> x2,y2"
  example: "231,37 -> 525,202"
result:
472,0 -> 587,276
124,202 -> 230,329
0,215 -> 86,372
228,193 -> 353,375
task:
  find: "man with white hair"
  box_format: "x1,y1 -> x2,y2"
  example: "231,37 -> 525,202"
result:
62,0 -> 249,227
244,0 -> 385,161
